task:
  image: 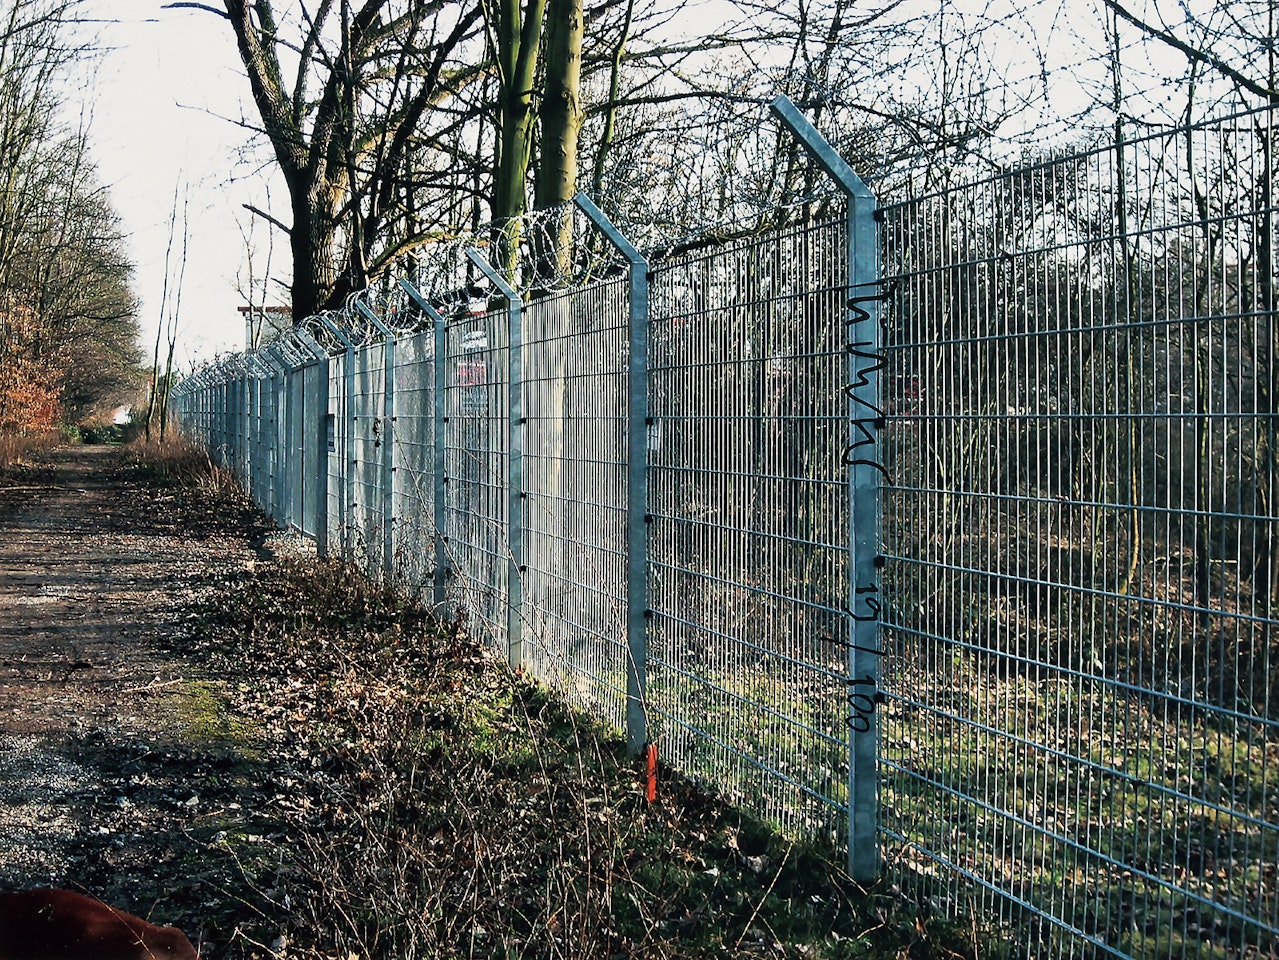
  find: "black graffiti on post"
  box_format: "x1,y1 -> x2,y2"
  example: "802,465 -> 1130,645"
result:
840,281 -> 892,734
847,676 -> 883,732
840,288 -> 889,473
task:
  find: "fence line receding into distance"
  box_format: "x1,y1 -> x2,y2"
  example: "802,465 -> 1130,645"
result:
171,98 -> 1279,958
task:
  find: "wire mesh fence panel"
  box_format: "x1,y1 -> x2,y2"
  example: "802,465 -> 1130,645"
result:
392,328 -> 437,597
520,279 -> 630,729
325,355 -> 346,556
267,374 -> 284,523
647,213 -> 853,842
285,367 -> 306,531
879,106 -> 1279,957
227,378 -> 244,485
245,378 -> 262,502
169,103 -> 1279,954
350,343 -> 388,572
234,380 -> 247,476
300,361 -> 327,539
206,382 -> 220,462
442,304 -> 512,654
233,379 -> 249,495
212,382 -> 229,467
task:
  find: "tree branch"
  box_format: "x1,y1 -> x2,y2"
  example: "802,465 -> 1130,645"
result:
161,2 -> 230,17
1105,0 -> 1278,102
242,202 -> 292,236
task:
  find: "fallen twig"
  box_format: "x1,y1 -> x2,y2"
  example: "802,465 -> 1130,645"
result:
119,677 -> 186,694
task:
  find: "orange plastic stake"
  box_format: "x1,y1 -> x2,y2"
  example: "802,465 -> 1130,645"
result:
644,742 -> 658,802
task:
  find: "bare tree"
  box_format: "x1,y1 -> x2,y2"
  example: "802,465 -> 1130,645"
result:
144,180 -> 188,441
172,0 -> 486,320
1106,0 -> 1279,107
0,1 -> 139,432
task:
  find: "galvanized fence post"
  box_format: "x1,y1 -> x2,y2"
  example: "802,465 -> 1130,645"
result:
242,363 -> 253,482
573,191 -> 650,758
356,300 -> 397,584
264,346 -> 289,524
398,279 -> 451,607
246,353 -> 274,513
465,248 -> 525,671
240,367 -> 253,497
278,337 -> 311,531
771,95 -> 883,883
231,360 -> 244,480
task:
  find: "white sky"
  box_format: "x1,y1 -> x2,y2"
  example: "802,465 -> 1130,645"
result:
72,0 -> 1200,371
88,1 -> 275,372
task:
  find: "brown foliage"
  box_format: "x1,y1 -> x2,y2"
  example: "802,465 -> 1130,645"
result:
0,306 -> 61,434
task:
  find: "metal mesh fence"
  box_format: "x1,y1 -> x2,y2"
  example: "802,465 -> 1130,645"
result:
879,106 -> 1279,957
350,341 -> 388,573
285,368 -> 304,530
521,279 -> 630,725
391,328 -> 437,597
325,352 -> 346,557
168,99 -> 1279,956
442,302 -> 512,654
647,214 -> 853,844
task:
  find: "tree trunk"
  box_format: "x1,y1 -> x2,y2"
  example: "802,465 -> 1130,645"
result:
588,0 -> 634,201
289,181 -> 340,321
532,0 -> 584,279
492,0 -> 548,277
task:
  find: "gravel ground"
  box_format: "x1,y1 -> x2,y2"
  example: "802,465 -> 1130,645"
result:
0,444 -> 291,957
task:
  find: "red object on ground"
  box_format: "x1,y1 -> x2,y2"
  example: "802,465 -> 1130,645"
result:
645,742 -> 658,802
0,888 -> 198,960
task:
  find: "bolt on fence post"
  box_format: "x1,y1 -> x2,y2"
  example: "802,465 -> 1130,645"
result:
317,314 -> 356,561
770,95 -> 883,884
356,300 -> 397,585
574,190 -> 651,758
465,248 -> 525,671
398,279 -> 451,608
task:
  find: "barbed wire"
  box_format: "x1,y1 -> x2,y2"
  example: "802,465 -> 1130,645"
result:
404,201 -> 633,304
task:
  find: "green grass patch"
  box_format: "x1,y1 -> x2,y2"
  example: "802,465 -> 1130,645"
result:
168,678 -> 265,755
879,653 -> 1279,957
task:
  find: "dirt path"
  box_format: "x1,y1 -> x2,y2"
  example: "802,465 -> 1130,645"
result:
0,445 -> 279,955
1,446 -> 230,735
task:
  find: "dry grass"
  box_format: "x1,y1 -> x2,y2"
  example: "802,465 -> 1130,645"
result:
125,431 -> 238,491
0,430 -> 59,470
184,555 -> 982,960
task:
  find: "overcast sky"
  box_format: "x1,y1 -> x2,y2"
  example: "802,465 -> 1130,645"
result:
88,1 -> 275,371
